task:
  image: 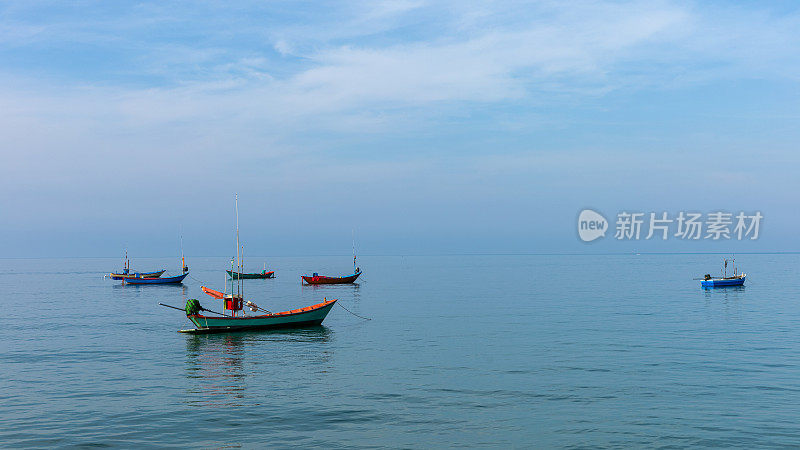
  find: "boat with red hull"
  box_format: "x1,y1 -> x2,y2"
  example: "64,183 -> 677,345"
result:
110,269 -> 165,280
109,251 -> 165,280
302,269 -> 361,285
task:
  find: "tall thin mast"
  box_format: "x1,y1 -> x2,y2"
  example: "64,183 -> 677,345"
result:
179,226 -> 185,272
352,229 -> 356,273
235,194 -> 240,299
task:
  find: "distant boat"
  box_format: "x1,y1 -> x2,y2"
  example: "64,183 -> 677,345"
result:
700,258 -> 745,288
124,272 -> 188,285
302,231 -> 362,285
227,270 -> 275,279
109,251 -> 165,280
302,269 -> 361,285
110,270 -> 165,281
227,263 -> 275,279
122,245 -> 189,285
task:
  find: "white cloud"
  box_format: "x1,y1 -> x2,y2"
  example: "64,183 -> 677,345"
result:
1,0 -> 799,188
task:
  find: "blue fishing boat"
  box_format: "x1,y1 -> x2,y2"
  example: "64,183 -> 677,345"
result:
700,258 -> 745,288
123,252 -> 189,285
124,272 -> 188,285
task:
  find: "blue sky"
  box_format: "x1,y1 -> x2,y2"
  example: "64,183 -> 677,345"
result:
1,1 -> 799,257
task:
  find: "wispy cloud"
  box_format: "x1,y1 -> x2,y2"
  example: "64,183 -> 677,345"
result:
1,1 -> 798,182
1,1 -> 800,255
1,1 -> 798,126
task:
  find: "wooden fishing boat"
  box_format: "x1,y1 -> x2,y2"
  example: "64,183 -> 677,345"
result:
109,251 -> 165,280
174,287 -> 336,334
700,258 -> 746,288
124,272 -> 188,285
124,252 -> 189,285
227,269 -> 275,279
701,275 -> 745,288
301,269 -> 361,285
160,195 -> 337,334
302,231 -> 362,285
110,269 -> 165,280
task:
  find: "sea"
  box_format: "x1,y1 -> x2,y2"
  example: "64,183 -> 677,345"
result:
1,254 -> 799,448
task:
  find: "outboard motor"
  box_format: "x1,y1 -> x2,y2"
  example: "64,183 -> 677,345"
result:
704,274 -> 712,280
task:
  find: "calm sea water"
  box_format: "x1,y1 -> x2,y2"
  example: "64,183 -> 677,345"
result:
1,254 -> 799,448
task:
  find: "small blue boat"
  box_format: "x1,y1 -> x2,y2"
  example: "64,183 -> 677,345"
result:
701,275 -> 745,288
123,256 -> 189,285
700,258 -> 745,288
124,272 -> 188,285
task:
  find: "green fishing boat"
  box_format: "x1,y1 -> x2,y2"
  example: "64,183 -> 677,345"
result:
227,269 -> 274,279
160,195 -> 333,334
169,289 -> 336,334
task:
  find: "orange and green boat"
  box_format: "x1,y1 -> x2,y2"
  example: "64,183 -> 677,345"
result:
171,287 -> 336,334
162,195 -> 335,334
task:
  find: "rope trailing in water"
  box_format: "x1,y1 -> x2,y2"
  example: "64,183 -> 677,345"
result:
337,301 -> 371,320
188,274 -> 214,285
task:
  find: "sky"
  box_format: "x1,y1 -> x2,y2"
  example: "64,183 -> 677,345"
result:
1,0 -> 799,257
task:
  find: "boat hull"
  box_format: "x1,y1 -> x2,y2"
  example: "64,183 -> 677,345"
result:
302,271 -> 361,285
181,299 -> 336,334
110,269 -> 165,280
701,276 -> 745,288
226,270 -> 275,279
124,272 -> 189,284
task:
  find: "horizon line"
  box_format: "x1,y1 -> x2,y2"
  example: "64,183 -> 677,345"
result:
0,251 -> 798,259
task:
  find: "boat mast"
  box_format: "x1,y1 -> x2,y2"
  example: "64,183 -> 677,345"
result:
241,243 -> 245,306
235,194 -> 241,316
228,258 -> 234,297
179,226 -> 185,272
352,228 -> 356,273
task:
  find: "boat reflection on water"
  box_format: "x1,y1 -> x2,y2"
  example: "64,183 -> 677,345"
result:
703,285 -> 746,300
703,285 -> 747,320
112,283 -> 188,295
182,327 -> 334,407
302,282 -> 361,291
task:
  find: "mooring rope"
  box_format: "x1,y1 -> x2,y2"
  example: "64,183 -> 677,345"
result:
188,274 -> 214,286
337,301 -> 371,320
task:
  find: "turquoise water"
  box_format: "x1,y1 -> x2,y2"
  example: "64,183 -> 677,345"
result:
1,254 -> 799,447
